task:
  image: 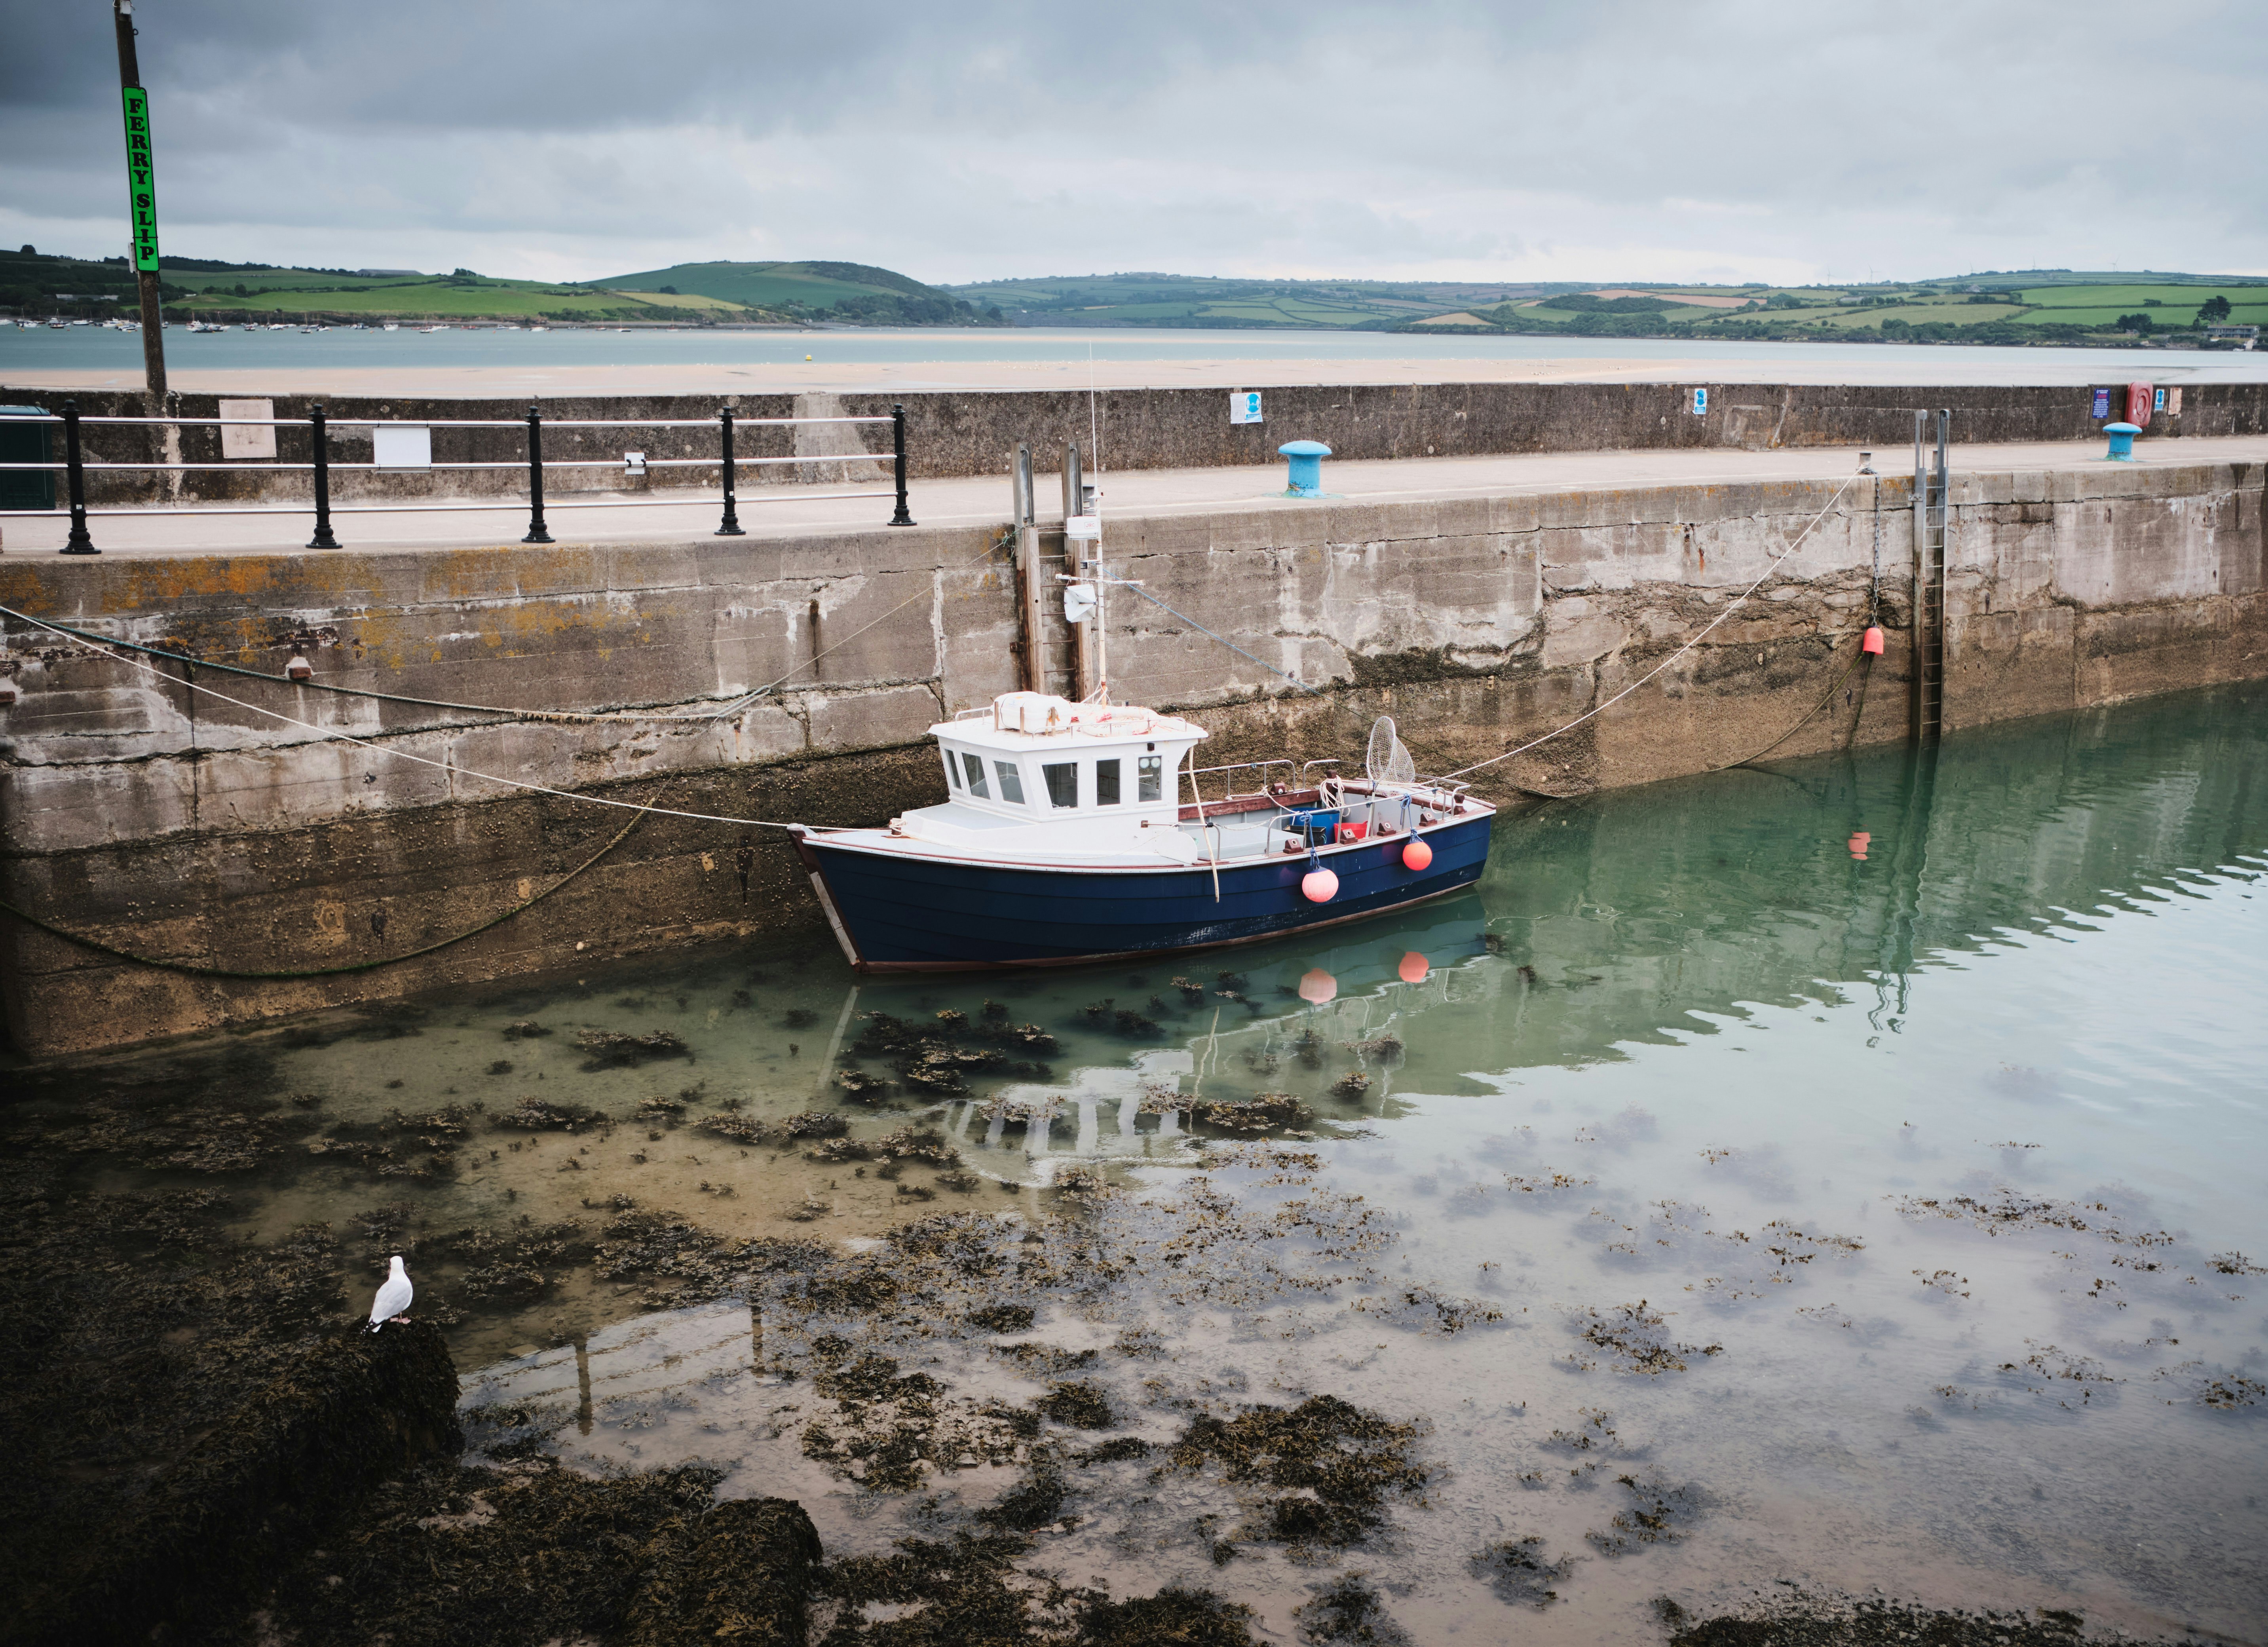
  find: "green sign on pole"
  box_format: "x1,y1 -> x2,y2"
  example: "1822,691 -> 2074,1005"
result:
122,86 -> 159,273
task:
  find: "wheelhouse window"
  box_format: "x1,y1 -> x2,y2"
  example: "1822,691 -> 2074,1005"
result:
961,751 -> 989,798
1095,758 -> 1121,806
1042,761 -> 1079,809
943,748 -> 961,789
1138,754 -> 1163,802
993,760 -> 1026,805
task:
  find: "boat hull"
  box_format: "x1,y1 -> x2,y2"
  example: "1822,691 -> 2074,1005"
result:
796,812 -> 1493,971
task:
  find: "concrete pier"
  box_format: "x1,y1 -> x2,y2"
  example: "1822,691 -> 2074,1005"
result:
2,436 -> 2262,1056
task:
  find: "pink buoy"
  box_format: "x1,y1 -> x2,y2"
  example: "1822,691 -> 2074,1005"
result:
1298,967 -> 1338,1004
1848,830 -> 1871,860
1862,625 -> 1885,656
1401,838 -> 1433,873
1397,951 -> 1430,984
1301,867 -> 1339,903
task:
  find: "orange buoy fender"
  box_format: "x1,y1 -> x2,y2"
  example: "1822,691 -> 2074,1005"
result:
1397,951 -> 1430,983
1298,967 -> 1338,1004
1862,625 -> 1885,656
1401,838 -> 1433,872
1301,868 -> 1339,903
1848,831 -> 1871,860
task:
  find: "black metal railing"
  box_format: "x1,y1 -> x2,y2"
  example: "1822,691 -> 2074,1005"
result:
2,401 -> 918,554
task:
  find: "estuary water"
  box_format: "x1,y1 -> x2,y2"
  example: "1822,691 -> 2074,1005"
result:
24,684 -> 2268,1642
8,322 -> 2268,390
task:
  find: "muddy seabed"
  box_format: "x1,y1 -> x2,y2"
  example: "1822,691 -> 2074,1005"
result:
4,688 -> 2265,1646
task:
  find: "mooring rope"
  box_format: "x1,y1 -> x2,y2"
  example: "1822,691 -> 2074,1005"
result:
1713,634 -> 1868,770
1117,580 -> 1323,696
0,526 -> 1014,728
1436,471 -> 1862,782
0,778 -> 672,978
0,603 -> 810,831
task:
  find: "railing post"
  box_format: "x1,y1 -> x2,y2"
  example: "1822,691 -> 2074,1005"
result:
889,402 -> 914,526
61,399 -> 97,555
715,405 -> 745,536
522,403 -> 553,544
306,401 -> 340,549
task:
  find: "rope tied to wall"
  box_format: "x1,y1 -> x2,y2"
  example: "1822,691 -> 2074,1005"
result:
0,778 -> 675,979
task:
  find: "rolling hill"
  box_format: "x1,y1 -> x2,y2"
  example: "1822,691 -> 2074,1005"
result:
942,272 -> 1563,329
591,261 -> 1005,326
0,248 -> 1003,325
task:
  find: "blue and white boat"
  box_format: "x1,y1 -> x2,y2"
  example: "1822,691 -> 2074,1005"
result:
790,692 -> 1495,972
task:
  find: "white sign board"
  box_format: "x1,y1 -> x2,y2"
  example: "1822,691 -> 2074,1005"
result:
1691,387 -> 1708,417
1230,390 -> 1263,425
218,398 -> 276,460
373,424 -> 432,469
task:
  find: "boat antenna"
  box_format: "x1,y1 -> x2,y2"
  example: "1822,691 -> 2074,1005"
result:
1090,341 -> 1105,702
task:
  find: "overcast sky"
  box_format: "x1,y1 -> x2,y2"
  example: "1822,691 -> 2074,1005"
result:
4,0 -> 2262,287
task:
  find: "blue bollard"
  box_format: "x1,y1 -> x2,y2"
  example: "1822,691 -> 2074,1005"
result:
2103,421 -> 2141,461
1278,439 -> 1331,497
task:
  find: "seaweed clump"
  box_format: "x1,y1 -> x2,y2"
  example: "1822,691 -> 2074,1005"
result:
575,1029 -> 692,1069
1587,1472 -> 1705,1554
805,1124 -> 961,1170
1471,1535 -> 1573,1607
1035,1379 -> 1116,1430
848,1011 -> 1054,1098
1567,1301 -> 1723,1375
821,1529 -> 1255,1645
1191,1094 -> 1314,1134
620,1494 -> 825,1647
1165,1395 -> 1430,1556
496,1095 -> 608,1131
969,1303 -> 1037,1334
696,1109 -> 849,1147
1294,1573 -> 1411,1645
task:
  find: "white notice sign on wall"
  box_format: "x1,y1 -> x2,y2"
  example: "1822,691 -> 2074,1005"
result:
218,399 -> 276,460
373,425 -> 432,469
1230,390 -> 1263,425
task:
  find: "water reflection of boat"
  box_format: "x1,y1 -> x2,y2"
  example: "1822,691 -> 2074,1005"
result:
792,697 -> 1493,971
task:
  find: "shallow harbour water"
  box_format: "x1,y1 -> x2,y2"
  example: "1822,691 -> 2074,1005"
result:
36,684 -> 2268,1642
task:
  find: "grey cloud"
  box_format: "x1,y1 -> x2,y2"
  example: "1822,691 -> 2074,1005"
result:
2,0 -> 2262,282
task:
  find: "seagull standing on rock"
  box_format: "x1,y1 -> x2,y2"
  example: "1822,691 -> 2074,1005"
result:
368,1255 -> 413,1330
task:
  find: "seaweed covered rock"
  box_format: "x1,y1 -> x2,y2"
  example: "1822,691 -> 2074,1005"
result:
1191,1094 -> 1314,1134
1667,1598 -> 2112,1647
621,1495 -> 824,1647
1165,1394 -> 1430,1557
262,1460 -> 723,1646
27,1319 -> 460,1646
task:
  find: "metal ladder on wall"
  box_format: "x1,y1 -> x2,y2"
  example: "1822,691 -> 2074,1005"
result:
1911,410 -> 1950,744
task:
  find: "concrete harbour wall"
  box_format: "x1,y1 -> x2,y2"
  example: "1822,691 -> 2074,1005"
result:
9,380 -> 2267,506
1,453 -> 2261,1056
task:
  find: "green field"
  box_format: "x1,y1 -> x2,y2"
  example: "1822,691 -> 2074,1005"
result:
2009,285 -> 2267,328
176,276 -> 739,320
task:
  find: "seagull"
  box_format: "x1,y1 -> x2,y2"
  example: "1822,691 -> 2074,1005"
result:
368,1255 -> 413,1330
